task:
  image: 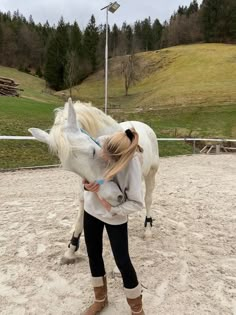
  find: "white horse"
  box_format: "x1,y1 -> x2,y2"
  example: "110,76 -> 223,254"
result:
29,99 -> 159,264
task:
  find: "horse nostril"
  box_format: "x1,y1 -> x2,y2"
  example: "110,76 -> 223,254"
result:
117,195 -> 123,203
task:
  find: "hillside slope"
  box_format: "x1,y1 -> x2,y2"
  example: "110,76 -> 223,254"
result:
0,66 -> 60,104
69,43 -> 236,110
0,45 -> 236,169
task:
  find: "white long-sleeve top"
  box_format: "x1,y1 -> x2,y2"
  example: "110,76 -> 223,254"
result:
84,154 -> 144,225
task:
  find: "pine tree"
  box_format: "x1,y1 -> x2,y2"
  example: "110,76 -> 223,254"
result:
28,14 -> 35,27
177,6 -> 188,16
187,0 -> 199,16
111,23 -> 119,56
44,17 -> 69,90
134,21 -> 142,52
70,21 -> 82,55
152,19 -> 163,49
125,25 -> 133,54
141,18 -> 153,51
64,21 -> 83,86
201,0 -> 224,42
227,0 -> 236,40
83,15 -> 99,71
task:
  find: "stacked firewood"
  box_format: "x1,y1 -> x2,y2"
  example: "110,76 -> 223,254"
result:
0,76 -> 23,96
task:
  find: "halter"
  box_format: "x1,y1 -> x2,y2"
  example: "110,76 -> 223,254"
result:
80,128 -> 104,185
80,128 -> 101,147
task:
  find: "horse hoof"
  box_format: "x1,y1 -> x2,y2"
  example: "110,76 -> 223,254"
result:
60,256 -> 80,265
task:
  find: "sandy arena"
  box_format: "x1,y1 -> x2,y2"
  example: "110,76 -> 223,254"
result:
0,154 -> 236,315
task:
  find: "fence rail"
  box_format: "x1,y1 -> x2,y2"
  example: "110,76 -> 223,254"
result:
1,136 -> 236,142
1,135 -> 236,154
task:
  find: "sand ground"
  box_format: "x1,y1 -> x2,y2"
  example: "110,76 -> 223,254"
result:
0,154 -> 236,315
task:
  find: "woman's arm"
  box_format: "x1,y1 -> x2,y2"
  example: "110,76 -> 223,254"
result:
83,179 -> 100,192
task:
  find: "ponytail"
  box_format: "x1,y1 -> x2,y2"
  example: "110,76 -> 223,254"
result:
103,128 -> 143,180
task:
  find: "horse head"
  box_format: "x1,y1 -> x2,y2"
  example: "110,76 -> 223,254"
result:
29,98 -> 124,206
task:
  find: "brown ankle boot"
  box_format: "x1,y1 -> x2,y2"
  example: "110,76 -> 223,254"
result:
124,284 -> 145,315
82,276 -> 108,315
127,295 -> 145,315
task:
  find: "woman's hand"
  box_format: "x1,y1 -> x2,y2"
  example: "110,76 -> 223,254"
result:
96,194 -> 111,212
83,179 -> 100,193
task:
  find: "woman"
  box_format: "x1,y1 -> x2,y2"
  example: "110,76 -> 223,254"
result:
82,128 -> 145,315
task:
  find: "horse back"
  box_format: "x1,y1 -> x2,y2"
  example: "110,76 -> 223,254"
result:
119,121 -> 159,175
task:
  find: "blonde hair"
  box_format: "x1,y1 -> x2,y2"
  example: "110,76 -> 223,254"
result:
103,128 -> 143,180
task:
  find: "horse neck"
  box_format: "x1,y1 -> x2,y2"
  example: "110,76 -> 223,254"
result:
73,102 -> 122,137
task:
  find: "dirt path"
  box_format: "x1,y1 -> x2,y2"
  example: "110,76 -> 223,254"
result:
0,154 -> 236,315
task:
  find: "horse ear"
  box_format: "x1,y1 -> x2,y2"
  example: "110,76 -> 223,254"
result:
65,98 -> 81,133
28,128 -> 50,145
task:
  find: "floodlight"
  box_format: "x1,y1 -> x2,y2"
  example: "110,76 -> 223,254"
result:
108,2 -> 120,13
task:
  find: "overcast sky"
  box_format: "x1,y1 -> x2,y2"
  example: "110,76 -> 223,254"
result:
1,0 -> 203,29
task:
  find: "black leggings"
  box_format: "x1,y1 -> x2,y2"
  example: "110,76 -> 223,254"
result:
84,211 -> 138,289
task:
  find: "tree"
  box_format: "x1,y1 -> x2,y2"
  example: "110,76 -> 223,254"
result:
228,0 -> 236,40
201,0 -> 224,42
83,15 -> 99,71
187,0 -> 199,16
160,21 -> 169,48
65,50 -> 79,97
96,23 -> 106,63
125,24 -> 133,54
44,17 -> 69,90
141,18 -> 153,51
111,23 -> 119,56
177,5 -> 188,16
70,21 -> 82,55
160,2 -> 203,47
121,54 -> 139,96
28,14 -> 35,27
152,19 -> 163,49
133,21 -> 142,52
1,25 -> 18,66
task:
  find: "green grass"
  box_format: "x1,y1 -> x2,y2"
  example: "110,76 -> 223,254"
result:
0,97 -> 57,134
1,44 -> 236,168
67,43 -> 236,109
1,101 -> 235,168
0,65 -> 60,104
114,103 -> 236,157
0,141 -> 59,169
0,66 -> 63,169
0,97 -> 61,168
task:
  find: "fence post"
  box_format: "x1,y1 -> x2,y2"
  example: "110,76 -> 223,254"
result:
216,144 -> 220,154
193,140 -> 196,154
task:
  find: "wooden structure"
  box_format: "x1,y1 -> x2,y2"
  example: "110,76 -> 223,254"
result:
200,143 -> 236,154
0,76 -> 23,96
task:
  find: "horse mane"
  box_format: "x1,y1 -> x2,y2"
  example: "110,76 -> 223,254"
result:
73,101 -> 121,137
49,100 -> 122,162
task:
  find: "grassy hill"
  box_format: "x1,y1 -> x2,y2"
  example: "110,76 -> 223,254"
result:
0,66 -> 63,168
0,43 -> 236,168
68,43 -> 236,110
0,65 -> 61,104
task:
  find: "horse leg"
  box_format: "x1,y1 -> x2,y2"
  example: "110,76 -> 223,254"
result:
60,200 -> 84,265
144,166 -> 157,239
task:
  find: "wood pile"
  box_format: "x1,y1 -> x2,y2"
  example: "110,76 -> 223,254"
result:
0,76 -> 23,96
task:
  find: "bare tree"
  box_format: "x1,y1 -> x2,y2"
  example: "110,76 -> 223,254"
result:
65,50 -> 79,98
121,54 -> 139,96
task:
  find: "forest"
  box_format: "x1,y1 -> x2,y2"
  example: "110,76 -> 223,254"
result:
0,0 -> 235,91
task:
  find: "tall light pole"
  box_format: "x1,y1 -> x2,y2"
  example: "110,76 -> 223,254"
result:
101,2 -> 120,114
